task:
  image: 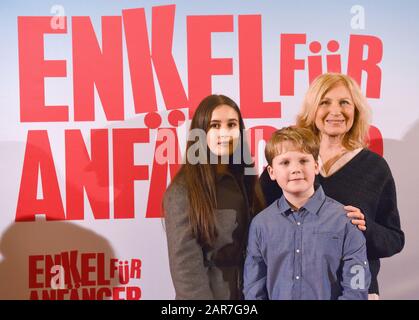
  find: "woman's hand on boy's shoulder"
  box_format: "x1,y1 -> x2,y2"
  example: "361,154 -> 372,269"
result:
344,205 -> 366,232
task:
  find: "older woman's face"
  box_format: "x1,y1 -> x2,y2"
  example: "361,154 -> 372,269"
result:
314,85 -> 355,139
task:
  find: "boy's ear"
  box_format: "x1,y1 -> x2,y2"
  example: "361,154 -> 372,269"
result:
267,165 -> 276,181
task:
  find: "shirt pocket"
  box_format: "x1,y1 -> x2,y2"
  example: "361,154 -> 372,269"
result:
313,231 -> 343,258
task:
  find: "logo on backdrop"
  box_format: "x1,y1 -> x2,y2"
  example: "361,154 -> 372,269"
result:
28,251 -> 142,300
15,4 -> 383,222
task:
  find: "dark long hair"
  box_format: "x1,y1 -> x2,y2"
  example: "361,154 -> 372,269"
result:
170,94 -> 265,249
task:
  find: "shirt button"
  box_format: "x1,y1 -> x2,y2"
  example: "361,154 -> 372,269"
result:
297,222 -> 301,226
296,249 -> 300,253
295,276 -> 300,280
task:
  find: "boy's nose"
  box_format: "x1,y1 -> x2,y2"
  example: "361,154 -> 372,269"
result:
291,166 -> 302,174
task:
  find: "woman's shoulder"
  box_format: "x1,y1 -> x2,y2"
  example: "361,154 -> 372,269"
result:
358,148 -> 391,170
345,148 -> 394,184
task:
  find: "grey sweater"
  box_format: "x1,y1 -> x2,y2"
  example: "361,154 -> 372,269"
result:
163,172 -> 250,300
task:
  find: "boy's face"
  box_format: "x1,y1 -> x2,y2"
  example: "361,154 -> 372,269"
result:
267,141 -> 319,198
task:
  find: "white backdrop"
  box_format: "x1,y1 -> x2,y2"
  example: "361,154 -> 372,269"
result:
0,0 -> 418,299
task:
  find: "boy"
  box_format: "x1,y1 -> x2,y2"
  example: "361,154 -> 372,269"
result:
243,127 -> 370,300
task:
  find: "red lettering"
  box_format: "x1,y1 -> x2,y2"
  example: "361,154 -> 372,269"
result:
42,289 -> 57,300
81,253 -> 96,286
57,289 -> 69,300
97,287 -> 112,300
28,255 -> 44,289
60,250 -> 81,286
122,5 -> 188,114
146,128 -> 180,218
187,15 -> 233,116
72,16 -> 124,121
18,17 -> 68,122
122,8 -> 157,114
280,34 -> 306,96
65,129 -> 109,220
130,259 -> 142,279
112,287 -> 125,300
239,15 -> 281,118
368,125 -> 383,156
126,287 -> 142,300
110,259 -> 118,278
97,253 -> 111,286
44,254 -> 62,288
16,131 -> 65,221
247,125 -> 278,172
113,129 -> 149,218
151,5 -> 188,110
81,288 -> 97,300
29,290 -> 39,300
348,35 -> 383,98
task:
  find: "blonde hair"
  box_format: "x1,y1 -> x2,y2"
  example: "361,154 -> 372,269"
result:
265,126 -> 320,166
296,73 -> 371,150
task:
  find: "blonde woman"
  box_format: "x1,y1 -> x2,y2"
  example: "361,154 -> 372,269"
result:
260,73 -> 404,298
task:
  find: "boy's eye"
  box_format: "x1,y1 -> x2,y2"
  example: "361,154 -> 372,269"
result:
280,161 -> 289,166
300,159 -> 309,164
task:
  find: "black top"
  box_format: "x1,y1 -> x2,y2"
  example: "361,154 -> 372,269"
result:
259,149 -> 405,294
212,171 -> 250,299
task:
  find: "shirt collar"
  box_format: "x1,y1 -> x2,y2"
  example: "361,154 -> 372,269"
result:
303,185 -> 326,215
277,195 -> 293,216
277,185 -> 326,217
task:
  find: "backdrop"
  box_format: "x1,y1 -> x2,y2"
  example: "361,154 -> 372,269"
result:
0,0 -> 418,299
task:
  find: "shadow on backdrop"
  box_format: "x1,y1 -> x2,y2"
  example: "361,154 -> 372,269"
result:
0,220 -> 117,299
0,140 -> 119,299
379,119 -> 419,299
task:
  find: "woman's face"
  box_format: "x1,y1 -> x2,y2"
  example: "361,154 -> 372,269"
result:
206,104 -> 241,157
314,84 -> 355,140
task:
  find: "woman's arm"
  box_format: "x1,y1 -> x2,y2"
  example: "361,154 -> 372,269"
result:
363,174 -> 405,259
164,182 -> 214,299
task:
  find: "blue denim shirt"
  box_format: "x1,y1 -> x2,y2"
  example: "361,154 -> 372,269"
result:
243,186 -> 370,300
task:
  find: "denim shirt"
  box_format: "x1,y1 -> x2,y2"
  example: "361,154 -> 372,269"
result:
243,186 -> 371,300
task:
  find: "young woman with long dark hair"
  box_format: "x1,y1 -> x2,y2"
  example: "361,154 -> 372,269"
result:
163,94 -> 265,300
